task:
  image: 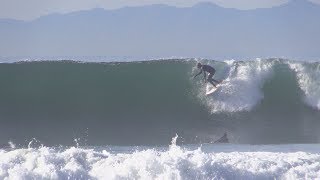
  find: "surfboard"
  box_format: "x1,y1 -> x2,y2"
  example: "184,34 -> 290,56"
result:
206,84 -> 219,95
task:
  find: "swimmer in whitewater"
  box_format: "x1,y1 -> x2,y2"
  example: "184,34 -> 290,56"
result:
194,62 -> 221,87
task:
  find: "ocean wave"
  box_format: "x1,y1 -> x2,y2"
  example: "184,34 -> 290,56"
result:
1,59 -> 320,146
288,61 -> 320,110
1,137 -> 320,179
198,58 -> 275,113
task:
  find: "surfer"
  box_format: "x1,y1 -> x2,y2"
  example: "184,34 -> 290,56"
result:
194,62 -> 221,87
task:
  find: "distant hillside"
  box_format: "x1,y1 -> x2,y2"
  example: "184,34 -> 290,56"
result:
0,0 -> 319,59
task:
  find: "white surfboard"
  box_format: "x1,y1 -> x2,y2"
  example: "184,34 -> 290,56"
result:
206,84 -> 219,95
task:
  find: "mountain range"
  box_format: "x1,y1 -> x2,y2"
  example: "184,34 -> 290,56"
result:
0,0 -> 319,60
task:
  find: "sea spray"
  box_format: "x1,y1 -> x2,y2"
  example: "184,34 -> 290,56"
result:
288,61 -> 320,110
199,59 -> 275,113
1,137 -> 320,179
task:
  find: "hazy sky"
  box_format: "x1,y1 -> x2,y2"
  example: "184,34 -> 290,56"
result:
0,0 -> 319,20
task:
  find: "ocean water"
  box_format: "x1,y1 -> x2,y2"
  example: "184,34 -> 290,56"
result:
1,58 -> 320,179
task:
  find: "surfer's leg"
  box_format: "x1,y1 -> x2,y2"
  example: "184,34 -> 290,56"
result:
207,75 -> 217,87
208,80 -> 217,87
209,73 -> 221,84
212,79 -> 221,84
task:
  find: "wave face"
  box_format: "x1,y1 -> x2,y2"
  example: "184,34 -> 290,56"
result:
0,59 -> 320,146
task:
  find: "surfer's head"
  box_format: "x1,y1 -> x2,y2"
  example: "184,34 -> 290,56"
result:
197,62 -> 202,68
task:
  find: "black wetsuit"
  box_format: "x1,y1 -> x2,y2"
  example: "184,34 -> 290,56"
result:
194,64 -> 220,87
202,65 -> 216,80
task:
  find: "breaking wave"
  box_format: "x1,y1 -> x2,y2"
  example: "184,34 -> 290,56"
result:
0,58 -> 320,146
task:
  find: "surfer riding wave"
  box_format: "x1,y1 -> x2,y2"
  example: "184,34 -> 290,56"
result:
194,62 -> 221,87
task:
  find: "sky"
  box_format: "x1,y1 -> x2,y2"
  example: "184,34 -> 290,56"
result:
0,0 -> 319,20
0,0 -> 319,59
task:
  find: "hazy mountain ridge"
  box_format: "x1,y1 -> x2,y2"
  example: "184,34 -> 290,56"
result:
0,0 -> 319,59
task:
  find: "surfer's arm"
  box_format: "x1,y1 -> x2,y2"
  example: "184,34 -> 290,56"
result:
203,72 -> 206,81
194,70 -> 202,78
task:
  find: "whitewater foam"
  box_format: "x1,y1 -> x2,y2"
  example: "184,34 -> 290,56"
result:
288,61 -> 320,110
1,139 -> 320,180
200,59 -> 275,113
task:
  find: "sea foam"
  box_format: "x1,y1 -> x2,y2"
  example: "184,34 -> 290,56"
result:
288,61 -> 320,110
200,59 -> 274,113
1,138 -> 320,180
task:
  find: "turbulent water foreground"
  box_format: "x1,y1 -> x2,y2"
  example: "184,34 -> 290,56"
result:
1,137 -> 320,179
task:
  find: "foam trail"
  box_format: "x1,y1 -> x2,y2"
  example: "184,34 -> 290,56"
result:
288,61 -> 320,109
203,59 -> 274,113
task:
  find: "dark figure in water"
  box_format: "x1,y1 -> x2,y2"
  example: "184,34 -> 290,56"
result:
194,62 -> 221,87
214,133 -> 229,143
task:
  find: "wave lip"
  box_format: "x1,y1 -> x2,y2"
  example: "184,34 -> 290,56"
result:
288,61 -> 320,110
